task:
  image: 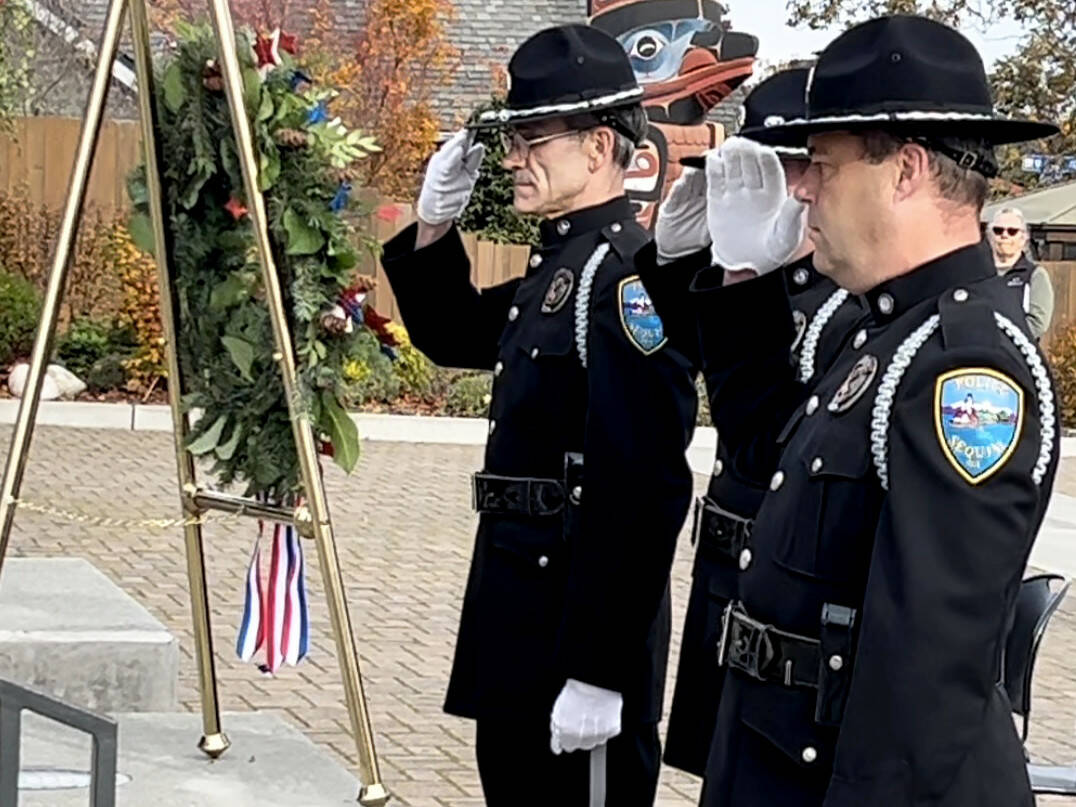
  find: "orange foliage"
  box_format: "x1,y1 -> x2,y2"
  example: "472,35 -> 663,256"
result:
111,225 -> 165,392
314,0 -> 460,200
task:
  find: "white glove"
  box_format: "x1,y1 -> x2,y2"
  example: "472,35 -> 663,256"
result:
550,678 -> 623,754
706,137 -> 806,274
654,167 -> 709,264
416,129 -> 486,226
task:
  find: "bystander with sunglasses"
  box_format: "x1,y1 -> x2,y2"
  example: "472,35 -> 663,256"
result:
988,207 -> 1054,339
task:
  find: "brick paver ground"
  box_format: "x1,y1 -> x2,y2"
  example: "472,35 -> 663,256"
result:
3,425 -> 1076,805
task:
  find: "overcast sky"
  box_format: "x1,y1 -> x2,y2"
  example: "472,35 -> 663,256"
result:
729,0 -> 1030,71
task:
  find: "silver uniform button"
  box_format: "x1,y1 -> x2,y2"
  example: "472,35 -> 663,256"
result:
531,347 -> 540,359
571,485 -> 583,503
488,420 -> 496,435
713,459 -> 724,477
829,654 -> 844,671
811,457 -> 824,473
853,329 -> 867,349
538,555 -> 549,568
770,470 -> 785,491
508,306 -> 519,321
877,293 -> 894,315
529,254 -> 543,269
611,222 -> 622,233
557,220 -> 571,235
793,267 -> 809,286
494,361 -> 504,376
805,395 -> 819,416
802,747 -> 818,764
738,548 -> 752,571
953,288 -> 969,302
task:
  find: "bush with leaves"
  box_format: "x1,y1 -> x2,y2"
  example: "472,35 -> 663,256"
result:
56,318 -> 113,378
1047,324 -> 1076,430
127,23 -> 383,500
457,96 -> 541,247
0,269 -> 41,366
442,371 -> 493,417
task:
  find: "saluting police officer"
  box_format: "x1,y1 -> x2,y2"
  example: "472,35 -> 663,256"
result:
643,67 -> 867,778
379,24 -> 698,806
660,16 -> 1058,806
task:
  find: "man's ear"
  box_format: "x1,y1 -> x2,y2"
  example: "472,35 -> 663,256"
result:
586,127 -> 617,172
893,140 -> 932,202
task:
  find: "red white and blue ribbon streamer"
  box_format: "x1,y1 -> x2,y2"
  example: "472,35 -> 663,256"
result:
237,519 -> 310,673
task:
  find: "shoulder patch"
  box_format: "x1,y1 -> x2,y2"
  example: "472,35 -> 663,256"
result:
935,367 -> 1024,485
619,276 -> 667,355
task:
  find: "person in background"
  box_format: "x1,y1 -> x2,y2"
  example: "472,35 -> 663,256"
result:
989,206 -> 1054,339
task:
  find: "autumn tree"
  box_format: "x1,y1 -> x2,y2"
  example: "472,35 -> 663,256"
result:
311,0 -> 460,200
781,0 -> 1076,191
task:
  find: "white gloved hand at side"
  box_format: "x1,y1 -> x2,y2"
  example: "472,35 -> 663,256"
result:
706,137 -> 806,275
550,679 -> 623,754
654,166 -> 709,264
416,129 -> 486,226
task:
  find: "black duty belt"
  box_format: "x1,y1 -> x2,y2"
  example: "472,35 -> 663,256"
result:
692,497 -> 753,561
717,601 -> 858,726
471,473 -> 566,517
717,602 -> 822,688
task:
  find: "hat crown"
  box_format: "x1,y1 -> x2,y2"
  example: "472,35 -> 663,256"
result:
807,15 -> 993,118
742,68 -> 809,131
506,24 -> 640,111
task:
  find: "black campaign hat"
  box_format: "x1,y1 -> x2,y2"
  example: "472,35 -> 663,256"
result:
762,15 -> 1057,148
467,25 -> 644,132
681,67 -> 810,168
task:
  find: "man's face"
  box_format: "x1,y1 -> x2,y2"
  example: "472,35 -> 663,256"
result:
794,132 -> 895,293
989,212 -> 1027,264
501,119 -> 591,217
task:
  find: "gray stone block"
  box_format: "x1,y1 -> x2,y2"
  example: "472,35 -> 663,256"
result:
17,711 -> 361,806
0,558 -> 178,713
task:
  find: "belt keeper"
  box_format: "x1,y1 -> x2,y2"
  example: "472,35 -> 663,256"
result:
815,602 -> 856,726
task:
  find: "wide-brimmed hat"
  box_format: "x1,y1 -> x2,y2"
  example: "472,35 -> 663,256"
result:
761,15 -> 1057,153
467,25 -> 644,135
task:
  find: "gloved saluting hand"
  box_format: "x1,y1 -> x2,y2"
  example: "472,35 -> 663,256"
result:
706,137 -> 806,274
654,166 -> 709,265
550,678 -> 623,754
416,129 -> 486,226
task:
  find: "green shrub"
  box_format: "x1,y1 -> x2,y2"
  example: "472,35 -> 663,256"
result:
341,329 -> 402,406
56,317 -> 114,378
0,270 -> 41,366
443,371 -> 493,417
86,353 -> 128,393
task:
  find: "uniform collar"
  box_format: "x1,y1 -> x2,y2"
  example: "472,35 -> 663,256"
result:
864,241 -> 993,321
539,196 -> 634,248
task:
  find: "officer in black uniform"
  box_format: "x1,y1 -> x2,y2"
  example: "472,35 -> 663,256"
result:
653,15 -> 1059,806
642,68 -> 866,777
379,24 -> 698,806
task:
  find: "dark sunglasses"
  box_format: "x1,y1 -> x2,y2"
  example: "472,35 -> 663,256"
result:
992,226 -> 1022,237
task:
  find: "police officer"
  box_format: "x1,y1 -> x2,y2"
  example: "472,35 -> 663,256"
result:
379,24 -> 698,806
667,15 -> 1058,806
643,67 -> 867,778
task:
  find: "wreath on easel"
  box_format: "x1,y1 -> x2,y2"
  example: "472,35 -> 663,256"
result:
127,23 -> 396,673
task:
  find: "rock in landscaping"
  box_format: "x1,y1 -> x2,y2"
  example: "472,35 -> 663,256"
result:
46,364 -> 87,398
8,364 -> 60,400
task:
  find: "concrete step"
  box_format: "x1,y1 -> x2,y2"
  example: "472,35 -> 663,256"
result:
17,711 -> 361,806
0,558 -> 178,713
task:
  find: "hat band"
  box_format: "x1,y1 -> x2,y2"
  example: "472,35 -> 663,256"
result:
773,145 -> 808,157
767,110 -> 1000,128
476,87 -> 645,125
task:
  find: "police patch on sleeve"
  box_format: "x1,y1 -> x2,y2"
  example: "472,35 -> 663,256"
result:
935,368 -> 1024,485
619,276 -> 667,355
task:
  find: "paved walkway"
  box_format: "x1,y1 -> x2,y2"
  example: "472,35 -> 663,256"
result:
3,425 -> 1076,805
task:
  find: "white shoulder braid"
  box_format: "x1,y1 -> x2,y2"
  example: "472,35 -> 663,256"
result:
574,243 -> 612,368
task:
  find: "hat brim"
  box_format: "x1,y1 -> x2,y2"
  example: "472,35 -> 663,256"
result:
466,87 -> 645,130
755,111 -> 1059,146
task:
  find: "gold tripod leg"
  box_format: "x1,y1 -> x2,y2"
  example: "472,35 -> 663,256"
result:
0,0 -> 129,571
204,3 -> 388,803
127,0 -> 229,758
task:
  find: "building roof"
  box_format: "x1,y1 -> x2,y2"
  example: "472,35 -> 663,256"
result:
983,180 -> 1076,227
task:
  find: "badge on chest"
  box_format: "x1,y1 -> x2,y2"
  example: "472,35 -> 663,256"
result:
541,268 -> 575,314
828,355 -> 878,414
935,368 -> 1024,484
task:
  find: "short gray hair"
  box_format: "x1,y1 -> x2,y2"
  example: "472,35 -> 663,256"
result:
991,207 -> 1029,237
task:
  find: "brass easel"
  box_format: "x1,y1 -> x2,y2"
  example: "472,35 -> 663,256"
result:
0,0 -> 388,802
